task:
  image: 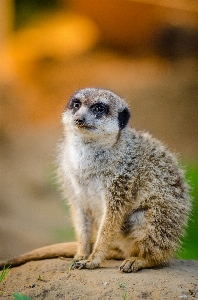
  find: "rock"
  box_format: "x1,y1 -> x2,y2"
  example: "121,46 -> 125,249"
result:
0,258 -> 198,299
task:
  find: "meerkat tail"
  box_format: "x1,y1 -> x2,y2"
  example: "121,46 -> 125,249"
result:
0,242 -> 78,269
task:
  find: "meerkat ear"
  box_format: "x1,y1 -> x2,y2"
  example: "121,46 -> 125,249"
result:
118,107 -> 130,130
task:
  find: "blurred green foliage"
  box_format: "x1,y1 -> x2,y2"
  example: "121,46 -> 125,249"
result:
177,163 -> 198,260
55,227 -> 75,242
13,293 -> 32,300
14,0 -> 63,29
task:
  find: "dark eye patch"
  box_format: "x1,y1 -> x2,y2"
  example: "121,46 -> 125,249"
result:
90,102 -> 109,117
67,98 -> 81,112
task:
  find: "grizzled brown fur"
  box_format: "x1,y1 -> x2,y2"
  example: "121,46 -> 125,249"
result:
59,88 -> 191,272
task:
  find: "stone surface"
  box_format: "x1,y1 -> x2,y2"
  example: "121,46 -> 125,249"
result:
0,258 -> 198,299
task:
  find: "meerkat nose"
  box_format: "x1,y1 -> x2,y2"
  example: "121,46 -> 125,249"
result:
74,117 -> 86,126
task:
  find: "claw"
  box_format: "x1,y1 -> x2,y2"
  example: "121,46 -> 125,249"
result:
69,260 -> 76,271
78,263 -> 87,270
69,260 -> 88,270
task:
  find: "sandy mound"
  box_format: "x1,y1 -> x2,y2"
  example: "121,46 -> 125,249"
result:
1,258 -> 198,299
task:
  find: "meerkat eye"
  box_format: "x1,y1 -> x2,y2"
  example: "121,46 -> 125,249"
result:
66,98 -> 81,111
72,100 -> 81,109
91,103 -> 109,116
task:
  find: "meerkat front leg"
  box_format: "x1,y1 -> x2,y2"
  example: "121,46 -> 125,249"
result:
71,210 -> 120,270
71,206 -> 92,261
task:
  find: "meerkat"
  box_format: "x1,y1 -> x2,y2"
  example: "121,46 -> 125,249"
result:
0,88 -> 191,272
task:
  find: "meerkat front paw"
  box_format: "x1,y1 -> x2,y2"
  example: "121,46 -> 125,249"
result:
74,254 -> 88,261
70,259 -> 100,270
119,257 -> 152,273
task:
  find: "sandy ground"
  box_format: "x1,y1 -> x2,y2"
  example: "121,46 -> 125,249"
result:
0,258 -> 198,299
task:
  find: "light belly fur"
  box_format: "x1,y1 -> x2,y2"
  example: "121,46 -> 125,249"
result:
63,139 -> 106,222
71,175 -> 105,225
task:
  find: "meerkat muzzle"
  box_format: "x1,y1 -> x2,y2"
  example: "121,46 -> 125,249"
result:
74,117 -> 86,126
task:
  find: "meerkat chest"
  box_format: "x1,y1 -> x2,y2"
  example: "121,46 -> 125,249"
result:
67,142 -> 101,176
63,142 -> 106,218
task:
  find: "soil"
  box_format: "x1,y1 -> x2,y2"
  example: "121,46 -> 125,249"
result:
0,258 -> 198,299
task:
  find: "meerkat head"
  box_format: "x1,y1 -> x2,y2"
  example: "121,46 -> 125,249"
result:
62,88 -> 130,144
